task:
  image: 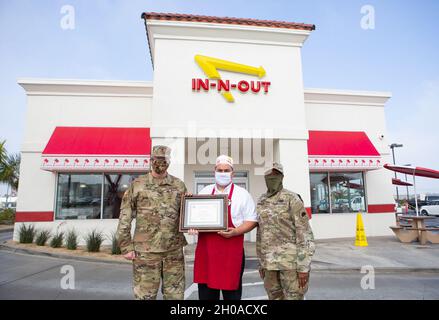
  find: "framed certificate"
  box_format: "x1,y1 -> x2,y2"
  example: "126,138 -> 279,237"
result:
179,194 -> 228,232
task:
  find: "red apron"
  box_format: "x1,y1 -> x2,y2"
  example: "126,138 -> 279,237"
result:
194,183 -> 244,290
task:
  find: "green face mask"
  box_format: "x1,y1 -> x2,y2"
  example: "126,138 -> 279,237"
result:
264,174 -> 283,197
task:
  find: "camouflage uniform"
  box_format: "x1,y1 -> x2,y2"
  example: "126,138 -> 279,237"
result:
256,164 -> 315,300
116,146 -> 187,300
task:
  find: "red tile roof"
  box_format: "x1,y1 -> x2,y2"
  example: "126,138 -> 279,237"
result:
141,12 -> 315,31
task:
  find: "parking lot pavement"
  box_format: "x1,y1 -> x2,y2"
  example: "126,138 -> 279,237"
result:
0,250 -> 133,300
1,249 -> 438,300
400,214 -> 439,227
0,230 -> 13,243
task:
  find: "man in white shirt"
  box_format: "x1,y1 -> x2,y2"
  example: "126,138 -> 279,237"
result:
189,155 -> 258,300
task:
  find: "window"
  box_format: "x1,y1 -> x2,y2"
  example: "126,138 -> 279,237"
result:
310,172 -> 366,214
56,174 -> 102,220
330,172 -> 366,213
103,174 -> 140,219
310,173 -> 330,214
56,173 -> 141,220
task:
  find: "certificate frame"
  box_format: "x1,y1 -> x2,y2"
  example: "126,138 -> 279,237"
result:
179,194 -> 228,232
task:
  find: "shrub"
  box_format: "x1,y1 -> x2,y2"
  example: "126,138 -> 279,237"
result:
110,232 -> 121,255
50,232 -> 64,248
18,224 -> 35,243
35,229 -> 51,246
0,208 -> 15,224
85,230 -> 104,252
65,229 -> 78,250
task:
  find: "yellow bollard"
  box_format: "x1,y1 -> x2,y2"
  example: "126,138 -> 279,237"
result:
355,212 -> 368,247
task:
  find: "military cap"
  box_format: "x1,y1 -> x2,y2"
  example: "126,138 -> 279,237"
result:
264,162 -> 284,175
151,145 -> 171,159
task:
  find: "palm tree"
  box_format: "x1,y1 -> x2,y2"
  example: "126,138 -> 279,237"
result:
0,141 -> 7,171
0,141 -> 8,208
0,141 -> 20,209
2,153 -> 20,191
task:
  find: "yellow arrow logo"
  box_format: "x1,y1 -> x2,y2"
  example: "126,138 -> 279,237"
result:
194,55 -> 266,102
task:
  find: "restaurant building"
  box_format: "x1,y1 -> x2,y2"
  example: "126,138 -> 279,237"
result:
13,13 -> 396,243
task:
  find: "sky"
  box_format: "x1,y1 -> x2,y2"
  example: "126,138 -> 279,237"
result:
0,0 -> 438,195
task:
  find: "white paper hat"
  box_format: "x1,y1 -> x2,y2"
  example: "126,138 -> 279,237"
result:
215,155 -> 234,169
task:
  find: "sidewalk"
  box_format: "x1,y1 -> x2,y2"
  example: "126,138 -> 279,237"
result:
311,236 -> 439,271
2,236 -> 439,271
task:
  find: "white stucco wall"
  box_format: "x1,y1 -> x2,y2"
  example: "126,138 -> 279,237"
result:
304,88 -> 395,209
147,20 -> 310,142
311,212 -> 395,239
304,89 -> 395,237
14,80 -> 153,242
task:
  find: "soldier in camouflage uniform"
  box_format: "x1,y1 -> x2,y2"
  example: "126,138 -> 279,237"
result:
116,145 -> 187,300
256,163 -> 315,300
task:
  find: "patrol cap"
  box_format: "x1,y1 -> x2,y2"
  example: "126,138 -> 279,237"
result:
264,162 -> 284,175
151,145 -> 171,159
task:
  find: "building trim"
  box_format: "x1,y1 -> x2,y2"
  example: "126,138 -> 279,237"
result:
41,155 -> 151,172
304,88 -> 392,107
15,211 -> 54,222
145,20 -> 312,63
141,12 -> 316,31
152,34 -> 305,48
367,204 -> 395,213
17,79 -> 154,97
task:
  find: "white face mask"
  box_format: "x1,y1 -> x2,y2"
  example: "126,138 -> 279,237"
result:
215,172 -> 232,187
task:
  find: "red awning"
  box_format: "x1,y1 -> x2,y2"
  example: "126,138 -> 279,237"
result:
384,164 -> 439,179
307,131 -> 381,170
41,127 -> 151,172
392,178 -> 413,186
385,164 -> 439,216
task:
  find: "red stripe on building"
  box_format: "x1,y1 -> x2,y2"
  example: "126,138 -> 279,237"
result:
367,204 -> 395,213
15,211 -> 54,222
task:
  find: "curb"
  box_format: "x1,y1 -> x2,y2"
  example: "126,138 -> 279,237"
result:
310,267 -> 439,273
2,243 -> 439,273
0,227 -> 14,234
0,243 -> 131,265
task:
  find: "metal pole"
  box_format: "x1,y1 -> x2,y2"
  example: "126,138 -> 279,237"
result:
391,146 -> 399,201
405,173 -> 409,200
413,171 -> 419,216
5,184 -> 9,208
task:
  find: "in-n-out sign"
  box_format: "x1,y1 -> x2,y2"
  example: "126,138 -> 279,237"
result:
192,55 -> 271,102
